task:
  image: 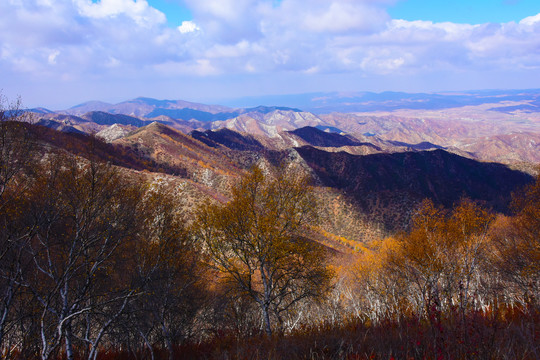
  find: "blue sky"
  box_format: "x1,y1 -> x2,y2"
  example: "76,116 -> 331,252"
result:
147,0 -> 191,26
1,0 -> 539,109
148,0 -> 540,26
389,0 -> 540,24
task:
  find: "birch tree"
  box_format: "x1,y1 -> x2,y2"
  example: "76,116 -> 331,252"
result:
24,153 -> 143,360
196,166 -> 332,336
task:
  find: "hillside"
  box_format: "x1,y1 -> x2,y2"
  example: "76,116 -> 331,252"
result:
296,147 -> 534,231
114,122 -> 245,193
21,91 -> 540,243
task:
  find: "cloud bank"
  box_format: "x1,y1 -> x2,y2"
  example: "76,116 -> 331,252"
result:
1,0 -> 539,107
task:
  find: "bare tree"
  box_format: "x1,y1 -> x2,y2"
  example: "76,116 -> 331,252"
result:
22,153 -> 143,360
125,189 -> 207,360
0,94 -> 39,355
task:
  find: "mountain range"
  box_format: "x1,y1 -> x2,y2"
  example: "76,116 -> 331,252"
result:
30,90 -> 540,170
18,90 -> 539,249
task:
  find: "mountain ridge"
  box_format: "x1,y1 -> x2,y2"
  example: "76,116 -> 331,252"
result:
25,89 -> 540,171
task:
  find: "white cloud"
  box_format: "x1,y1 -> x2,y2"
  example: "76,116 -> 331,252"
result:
299,1 -> 389,33
178,20 -> 200,34
520,12 -> 540,26
47,50 -> 60,65
1,0 -> 540,107
75,0 -> 166,27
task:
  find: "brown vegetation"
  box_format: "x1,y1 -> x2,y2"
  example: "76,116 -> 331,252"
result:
0,96 -> 538,359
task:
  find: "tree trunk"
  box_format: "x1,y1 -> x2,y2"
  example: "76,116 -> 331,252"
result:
65,323 -> 75,360
161,323 -> 175,360
263,305 -> 272,336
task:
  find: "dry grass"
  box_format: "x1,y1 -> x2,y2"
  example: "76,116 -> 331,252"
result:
19,305 -> 534,360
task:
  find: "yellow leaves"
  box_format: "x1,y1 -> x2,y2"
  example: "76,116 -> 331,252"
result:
319,228 -> 367,253
398,198 -> 494,277
490,173 -> 540,294
195,165 -> 333,334
353,236 -> 397,280
348,198 -> 501,318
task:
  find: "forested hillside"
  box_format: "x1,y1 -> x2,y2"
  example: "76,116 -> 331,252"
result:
1,99 -> 539,359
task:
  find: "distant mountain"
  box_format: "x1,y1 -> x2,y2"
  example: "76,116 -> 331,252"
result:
490,98 -> 540,113
314,125 -> 345,133
27,90 -> 540,171
35,119 -> 84,134
81,111 -> 147,127
66,101 -> 113,114
458,132 -> 540,166
61,97 -> 304,124
145,108 -> 238,121
96,124 -> 134,142
28,107 -> 54,114
319,111 -> 539,162
225,89 -> 540,114
386,140 -> 445,151
63,97 -> 233,118
212,110 -> 324,138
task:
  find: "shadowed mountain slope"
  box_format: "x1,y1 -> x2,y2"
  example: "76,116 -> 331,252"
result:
296,147 -> 534,229
190,128 -> 266,151
289,126 -> 381,150
81,111 -> 147,127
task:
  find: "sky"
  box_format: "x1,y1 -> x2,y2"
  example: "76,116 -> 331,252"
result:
1,0 -> 539,109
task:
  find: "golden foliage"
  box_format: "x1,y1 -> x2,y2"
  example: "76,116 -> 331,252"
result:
195,166 -> 333,335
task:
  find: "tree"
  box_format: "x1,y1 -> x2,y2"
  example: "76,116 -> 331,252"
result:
352,236 -> 411,322
0,94 -> 36,203
23,153 -> 144,360
122,188 -> 207,360
492,172 -> 540,304
387,199 -> 493,318
196,166 -> 332,336
0,94 -> 38,355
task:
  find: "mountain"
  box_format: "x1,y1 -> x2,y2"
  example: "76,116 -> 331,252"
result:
190,128 -> 266,152
319,110 -> 540,166
64,97 -> 233,118
64,100 -> 113,114
386,140 -> 445,151
27,107 -> 54,114
14,89 -> 540,251
60,98 -> 305,126
13,117 -> 535,248
34,119 -> 84,134
28,89 -> 540,172
457,132 -> 540,169
81,111 -> 148,127
211,110 -> 324,138
226,89 -> 540,114
296,147 -> 534,230
289,126 -> 379,149
20,121 -> 186,176
113,122 -> 243,191
96,124 -> 134,142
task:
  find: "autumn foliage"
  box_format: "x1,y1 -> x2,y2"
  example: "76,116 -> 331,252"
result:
0,95 -> 538,359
